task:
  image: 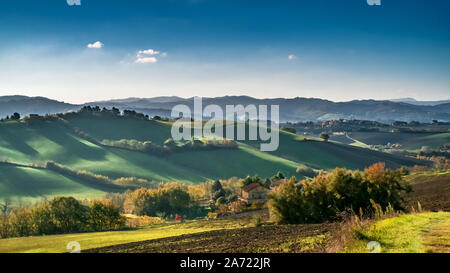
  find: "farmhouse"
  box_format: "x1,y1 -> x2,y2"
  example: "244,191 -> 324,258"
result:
241,183 -> 269,204
270,179 -> 288,190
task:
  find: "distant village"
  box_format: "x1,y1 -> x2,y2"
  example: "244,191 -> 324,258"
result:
283,119 -> 450,134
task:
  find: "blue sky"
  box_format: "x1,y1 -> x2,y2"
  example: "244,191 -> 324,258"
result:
0,0 -> 449,103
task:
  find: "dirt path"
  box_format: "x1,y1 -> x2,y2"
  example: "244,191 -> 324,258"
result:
423,217 -> 450,253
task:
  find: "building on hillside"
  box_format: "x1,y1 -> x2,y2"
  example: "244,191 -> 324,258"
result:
270,179 -> 288,190
240,183 -> 269,204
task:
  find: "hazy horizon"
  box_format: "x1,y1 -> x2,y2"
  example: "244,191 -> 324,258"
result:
2,92 -> 450,105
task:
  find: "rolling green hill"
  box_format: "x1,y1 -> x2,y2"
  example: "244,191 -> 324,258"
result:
0,115 -> 427,204
0,163 -> 110,205
346,131 -> 450,150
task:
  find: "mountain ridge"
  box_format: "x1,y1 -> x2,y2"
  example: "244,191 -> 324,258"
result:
1,95 -> 450,123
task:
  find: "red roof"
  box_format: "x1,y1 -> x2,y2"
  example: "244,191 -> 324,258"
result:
242,183 -> 263,193
271,179 -> 288,188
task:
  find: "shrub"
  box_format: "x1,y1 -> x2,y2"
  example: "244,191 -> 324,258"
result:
208,212 -> 218,219
87,201 -> 126,231
49,197 -> 89,233
45,161 -> 113,187
319,133 -> 330,141
215,196 -> 226,207
229,200 -> 247,213
253,215 -> 262,227
124,215 -> 164,228
268,163 -> 411,224
296,164 -> 317,178
101,139 -> 167,155
270,171 -> 285,182
122,185 -> 202,218
163,138 -> 176,148
280,126 -> 296,134
249,200 -> 264,210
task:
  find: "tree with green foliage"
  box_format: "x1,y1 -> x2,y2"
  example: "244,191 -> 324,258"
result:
262,178 -> 272,189
280,126 -> 296,134
11,113 -> 20,120
0,199 -> 11,217
87,201 -> 126,231
49,197 -> 88,233
211,180 -> 226,202
270,171 -> 285,182
242,175 -> 262,187
268,163 -> 412,224
296,164 -> 317,178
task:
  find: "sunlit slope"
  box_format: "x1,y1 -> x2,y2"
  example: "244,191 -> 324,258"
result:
238,125 -> 425,170
0,120 -> 298,184
66,116 -> 172,145
0,163 -> 109,205
347,131 -> 450,150
65,117 -> 425,170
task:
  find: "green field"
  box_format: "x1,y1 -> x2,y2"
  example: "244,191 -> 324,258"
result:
0,116 -> 427,203
3,210 -> 447,253
345,212 -> 450,253
346,131 -> 450,150
0,163 -> 109,205
0,211 -> 261,253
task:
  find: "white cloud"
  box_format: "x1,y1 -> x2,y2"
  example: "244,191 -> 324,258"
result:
87,41 -> 104,49
135,57 -> 158,64
137,49 -> 160,56
288,54 -> 296,60
135,48 -> 166,64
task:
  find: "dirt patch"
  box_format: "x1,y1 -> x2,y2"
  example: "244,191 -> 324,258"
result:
85,223 -> 335,253
423,217 -> 450,253
404,172 -> 450,212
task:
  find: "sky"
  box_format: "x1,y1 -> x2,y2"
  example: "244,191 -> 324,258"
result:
0,0 -> 449,104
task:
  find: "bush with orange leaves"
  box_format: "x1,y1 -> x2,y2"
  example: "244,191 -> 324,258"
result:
268,163 -> 412,224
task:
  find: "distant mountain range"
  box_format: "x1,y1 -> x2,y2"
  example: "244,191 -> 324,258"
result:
1,95 -> 450,123
389,98 -> 450,106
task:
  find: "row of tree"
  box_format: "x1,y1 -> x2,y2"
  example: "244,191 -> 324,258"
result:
105,183 -> 206,219
0,112 -> 20,122
101,137 -> 238,156
0,197 -> 125,238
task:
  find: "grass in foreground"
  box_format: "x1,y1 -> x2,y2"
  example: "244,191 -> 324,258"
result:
0,211 -> 265,253
345,212 -> 450,253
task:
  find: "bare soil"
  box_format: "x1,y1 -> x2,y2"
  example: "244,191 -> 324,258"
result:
404,172 -> 450,212
85,223 -> 335,253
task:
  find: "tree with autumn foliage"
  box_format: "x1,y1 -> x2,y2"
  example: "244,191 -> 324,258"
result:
268,163 -> 412,224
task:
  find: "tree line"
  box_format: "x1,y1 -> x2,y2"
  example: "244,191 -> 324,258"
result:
0,197 -> 125,238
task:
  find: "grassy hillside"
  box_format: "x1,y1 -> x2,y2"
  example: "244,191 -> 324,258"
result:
345,212 -> 450,253
69,117 -> 424,170
0,163 -> 109,205
0,120 -> 298,183
0,116 -> 428,203
66,116 -> 172,145
403,170 -> 450,212
242,129 -> 424,170
0,210 -> 266,253
347,131 -> 450,150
